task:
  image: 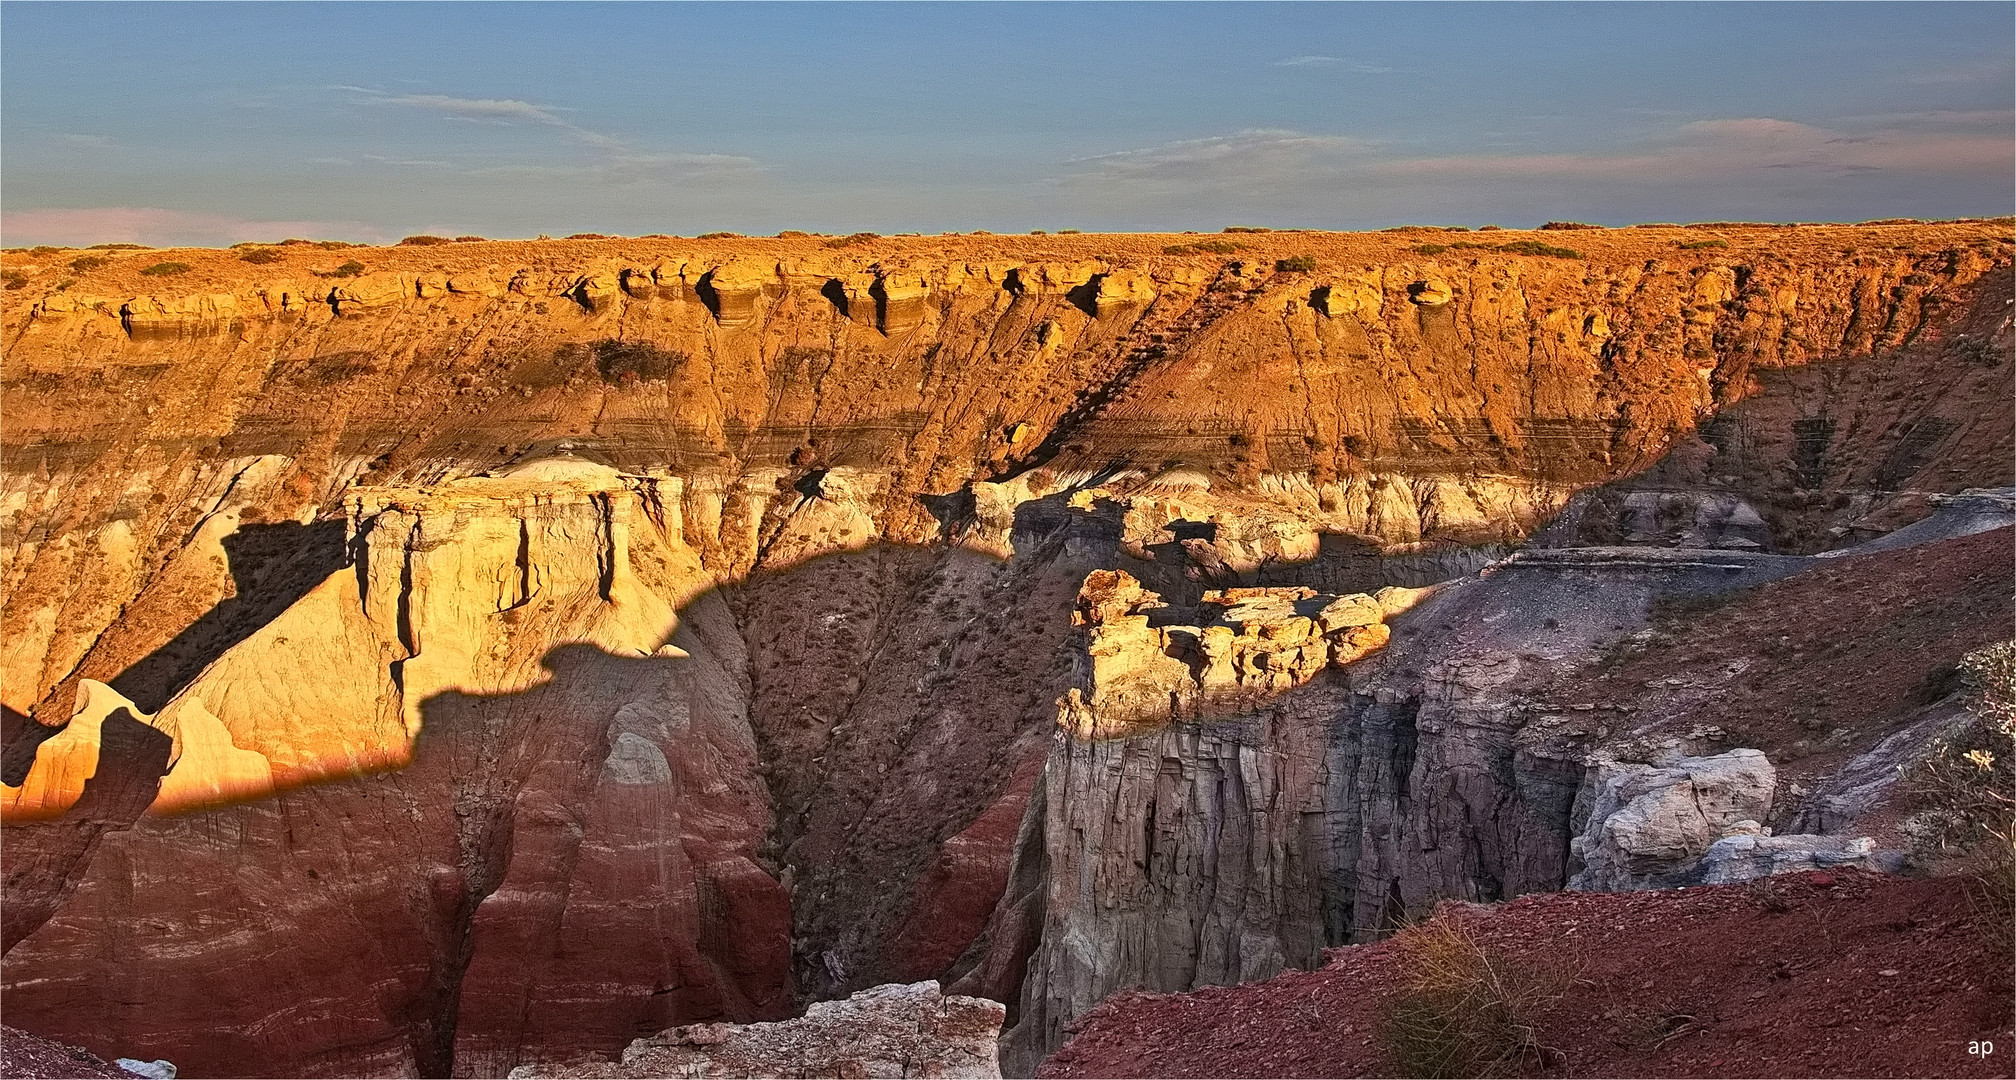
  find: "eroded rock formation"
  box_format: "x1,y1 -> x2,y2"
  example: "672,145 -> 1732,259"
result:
0,224 -> 2009,1077
510,981 -> 1005,1079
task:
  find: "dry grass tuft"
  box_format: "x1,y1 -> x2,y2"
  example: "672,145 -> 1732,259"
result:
1376,913 -> 1563,1078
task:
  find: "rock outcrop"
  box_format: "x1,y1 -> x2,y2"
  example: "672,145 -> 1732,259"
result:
1565,748 -> 1897,890
0,226 -> 2008,1078
509,981 -> 1005,1079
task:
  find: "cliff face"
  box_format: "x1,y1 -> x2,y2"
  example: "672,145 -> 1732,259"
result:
1,223 -> 2009,1077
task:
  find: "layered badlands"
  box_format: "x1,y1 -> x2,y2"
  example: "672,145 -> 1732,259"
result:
0,222 -> 2010,1076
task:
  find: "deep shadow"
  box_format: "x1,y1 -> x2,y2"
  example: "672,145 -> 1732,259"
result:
0,704 -> 52,787
694,269 -> 723,321
917,488 -> 976,538
110,519 -> 347,713
819,278 -> 850,319
791,468 -> 827,500
867,276 -> 890,333
2,709 -> 171,952
1064,277 -> 1102,319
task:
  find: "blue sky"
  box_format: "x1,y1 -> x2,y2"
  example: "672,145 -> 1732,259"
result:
3,2 -> 2011,245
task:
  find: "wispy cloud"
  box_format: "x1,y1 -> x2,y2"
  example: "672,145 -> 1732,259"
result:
0,207 -> 388,248
1270,55 -> 1395,73
360,91 -> 568,125
1901,59 -> 2011,86
1381,116 -> 2013,180
1065,128 -> 1366,184
338,86 -> 759,183
362,154 -> 452,168
1050,113 -> 2011,225
1829,109 -> 2014,129
57,133 -> 115,149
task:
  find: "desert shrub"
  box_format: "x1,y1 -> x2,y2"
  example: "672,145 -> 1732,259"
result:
1419,239 -> 1583,260
566,233 -> 615,240
1901,641 -> 2015,948
1375,914 -> 1561,1078
1163,240 -> 1245,256
70,255 -> 110,273
87,242 -> 147,250
454,235 -> 488,243
1030,229 -> 1048,235
1490,239 -> 1582,259
823,232 -> 880,249
1058,228 -> 1082,234
139,261 -> 191,276
325,260 -> 366,278
697,231 -> 740,240
1276,255 -> 1319,272
591,339 -> 685,383
315,240 -> 353,249
777,230 -> 810,238
398,235 -> 451,246
1223,226 -> 1272,233
0,271 -> 29,291
1677,239 -> 1728,250
1538,221 -> 1601,230
238,248 -> 283,264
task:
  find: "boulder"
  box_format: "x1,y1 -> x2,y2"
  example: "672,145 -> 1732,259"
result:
1568,748 -> 1776,890
508,981 -> 1004,1079
1697,833 -> 1894,884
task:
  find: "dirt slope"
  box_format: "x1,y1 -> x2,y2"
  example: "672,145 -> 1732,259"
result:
1042,869 -> 2013,1079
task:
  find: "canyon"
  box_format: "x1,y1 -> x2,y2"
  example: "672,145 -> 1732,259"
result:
0,221 -> 2010,1077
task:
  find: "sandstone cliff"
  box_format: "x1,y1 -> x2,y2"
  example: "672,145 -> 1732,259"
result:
0,223 -> 2008,1077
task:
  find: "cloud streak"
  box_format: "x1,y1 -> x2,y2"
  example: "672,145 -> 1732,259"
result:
0,207 -> 388,247
1380,117 -> 2013,180
341,87 -> 759,182
1064,128 -> 1366,184
372,93 -> 566,124
1059,116 -> 2012,196
1270,55 -> 1395,73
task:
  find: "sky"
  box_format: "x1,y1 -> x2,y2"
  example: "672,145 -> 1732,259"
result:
3,2 -> 2011,246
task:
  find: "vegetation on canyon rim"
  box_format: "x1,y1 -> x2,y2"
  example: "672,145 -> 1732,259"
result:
1902,640 -> 2016,953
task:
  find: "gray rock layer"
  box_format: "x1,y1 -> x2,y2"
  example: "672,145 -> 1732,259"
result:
510,981 -> 1004,1079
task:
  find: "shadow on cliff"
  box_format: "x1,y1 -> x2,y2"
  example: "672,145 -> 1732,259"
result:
112,519 -> 350,713
0,638 -> 794,1078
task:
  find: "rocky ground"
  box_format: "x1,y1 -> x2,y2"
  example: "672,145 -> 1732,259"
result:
0,1028 -> 140,1079
511,981 -> 1005,1079
1041,869 -> 2014,1079
1552,520 -> 2014,784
